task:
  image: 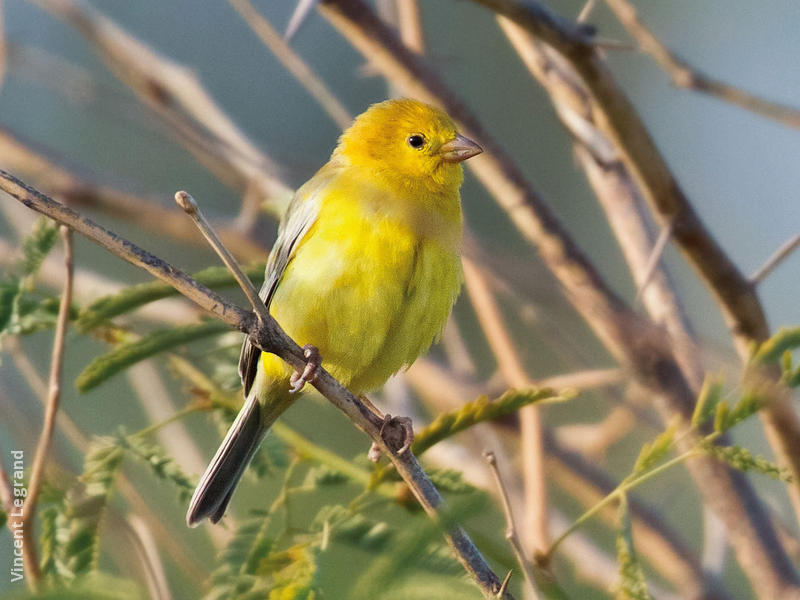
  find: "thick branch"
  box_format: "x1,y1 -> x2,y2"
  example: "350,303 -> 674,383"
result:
0,170 -> 513,600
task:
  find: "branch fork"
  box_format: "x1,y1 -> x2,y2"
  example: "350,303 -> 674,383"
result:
0,171 -> 514,600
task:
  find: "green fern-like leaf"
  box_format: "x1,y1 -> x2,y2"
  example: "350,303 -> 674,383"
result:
0,280 -> 20,336
76,319 -> 230,391
302,464 -> 348,487
21,217 -> 59,276
702,442 -> 791,481
205,515 -> 276,600
413,388 -> 560,455
311,505 -> 392,551
116,432 -> 196,501
260,543 -> 321,600
76,263 -> 265,332
426,469 -> 478,495
691,375 -> 724,427
752,326 -> 800,365
57,437 -> 123,579
713,391 -> 762,433
633,420 -> 677,474
615,494 -> 652,600
39,504 -> 61,580
0,218 -> 60,345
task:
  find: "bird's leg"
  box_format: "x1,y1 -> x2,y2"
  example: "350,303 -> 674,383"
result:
368,413 -> 415,462
289,344 -> 320,393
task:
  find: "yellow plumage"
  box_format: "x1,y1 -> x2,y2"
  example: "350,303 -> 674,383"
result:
188,99 -> 482,526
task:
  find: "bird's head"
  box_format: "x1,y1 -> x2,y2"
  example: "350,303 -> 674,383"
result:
334,99 -> 482,188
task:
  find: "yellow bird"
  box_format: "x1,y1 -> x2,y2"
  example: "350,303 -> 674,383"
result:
187,99 -> 482,526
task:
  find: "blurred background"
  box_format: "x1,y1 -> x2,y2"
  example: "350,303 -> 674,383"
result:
1,1 -> 799,598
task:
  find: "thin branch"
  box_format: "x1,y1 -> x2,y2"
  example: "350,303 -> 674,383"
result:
634,220 -> 674,304
174,191 -> 269,324
228,0 -> 352,129
484,451 -> 540,599
463,258 -> 549,555
0,170 -> 514,600
123,515 -> 173,600
576,0 -> 597,23
750,232 -> 800,285
284,0 -> 320,41
20,226 -> 73,585
603,0 -> 800,130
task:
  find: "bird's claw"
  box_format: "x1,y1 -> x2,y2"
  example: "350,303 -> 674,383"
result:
368,414 -> 415,462
289,344 -> 320,393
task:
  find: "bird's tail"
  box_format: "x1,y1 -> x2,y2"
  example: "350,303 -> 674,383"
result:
186,380 -> 294,527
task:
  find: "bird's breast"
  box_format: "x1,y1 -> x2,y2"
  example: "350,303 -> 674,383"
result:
268,185 -> 463,393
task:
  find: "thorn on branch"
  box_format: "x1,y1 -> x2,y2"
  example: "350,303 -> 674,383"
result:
497,570 -> 513,597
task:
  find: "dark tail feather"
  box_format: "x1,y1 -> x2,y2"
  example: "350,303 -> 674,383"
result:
186,393 -> 265,527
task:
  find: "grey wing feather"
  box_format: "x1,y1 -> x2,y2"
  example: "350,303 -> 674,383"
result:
238,188 -> 321,395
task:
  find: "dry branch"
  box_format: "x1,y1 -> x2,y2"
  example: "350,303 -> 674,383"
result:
603,0 -> 800,130
463,258 -> 548,555
21,227 -> 73,586
229,0 -> 352,129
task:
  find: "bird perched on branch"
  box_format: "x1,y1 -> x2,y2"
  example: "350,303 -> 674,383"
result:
187,98 -> 482,526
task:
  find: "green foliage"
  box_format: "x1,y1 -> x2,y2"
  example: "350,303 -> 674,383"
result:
21,217 -> 60,276
614,494 -> 652,600
58,437 -> 124,580
263,543 -> 320,600
351,505 -> 464,599
413,387 -> 560,455
702,442 -> 790,481
76,263 -> 265,332
713,391 -> 762,433
302,464 -> 348,487
0,217 -> 61,347
691,375 -> 724,426
205,513 -> 322,600
38,505 -> 60,579
752,326 -> 800,365
76,319 -> 230,391
427,469 -> 479,494
311,505 -> 391,551
0,507 -> 6,529
632,420 -> 677,474
206,515 -> 275,600
116,431 -> 196,501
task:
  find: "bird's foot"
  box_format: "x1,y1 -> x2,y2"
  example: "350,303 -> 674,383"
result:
289,344 -> 320,393
368,414 -> 414,462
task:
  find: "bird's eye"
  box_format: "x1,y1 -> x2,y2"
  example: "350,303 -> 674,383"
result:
407,134 -> 426,149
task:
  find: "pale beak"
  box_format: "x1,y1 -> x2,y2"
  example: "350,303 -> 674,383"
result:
440,134 -> 483,163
